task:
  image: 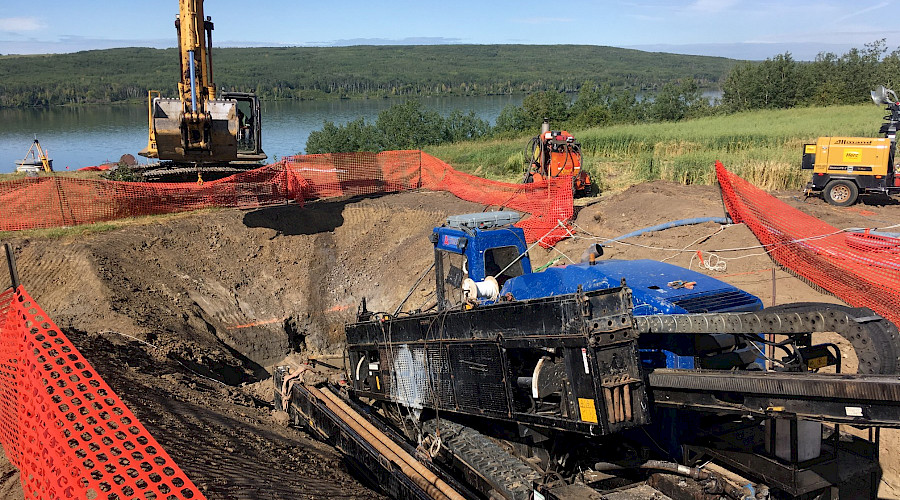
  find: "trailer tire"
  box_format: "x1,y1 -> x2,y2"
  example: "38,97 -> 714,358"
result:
764,303 -> 900,375
423,419 -> 541,500
823,180 -> 859,206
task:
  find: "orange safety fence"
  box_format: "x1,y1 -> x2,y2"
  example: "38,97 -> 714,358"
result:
716,161 -> 900,328
0,285 -> 208,499
1,151 -> 574,248
283,151 -> 574,246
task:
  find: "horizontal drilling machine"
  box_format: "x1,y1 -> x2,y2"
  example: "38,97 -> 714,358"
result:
276,212 -> 900,500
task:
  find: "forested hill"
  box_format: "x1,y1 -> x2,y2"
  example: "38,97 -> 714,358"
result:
0,45 -> 737,108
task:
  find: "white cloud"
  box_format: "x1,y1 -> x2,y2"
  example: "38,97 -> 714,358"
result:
512,17 -> 574,25
0,17 -> 45,32
687,0 -> 739,14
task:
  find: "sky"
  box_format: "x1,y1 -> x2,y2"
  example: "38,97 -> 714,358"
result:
1,0 -> 899,60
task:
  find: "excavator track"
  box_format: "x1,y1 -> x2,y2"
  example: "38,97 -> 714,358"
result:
423,419 -> 542,500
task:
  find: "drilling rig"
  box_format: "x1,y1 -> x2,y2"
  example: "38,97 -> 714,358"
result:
276,212 -> 900,500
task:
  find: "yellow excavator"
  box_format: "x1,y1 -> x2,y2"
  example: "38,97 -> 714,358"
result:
138,0 -> 265,179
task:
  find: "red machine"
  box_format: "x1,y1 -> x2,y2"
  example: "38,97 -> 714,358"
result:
524,119 -> 594,195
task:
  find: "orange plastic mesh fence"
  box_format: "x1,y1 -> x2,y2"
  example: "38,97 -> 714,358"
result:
1,151 -> 574,248
282,151 -> 574,246
0,164 -> 305,232
716,162 -> 900,327
0,286 -> 208,500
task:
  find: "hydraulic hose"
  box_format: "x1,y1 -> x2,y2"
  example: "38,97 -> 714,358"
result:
601,217 -> 733,247
594,461 -> 760,500
580,217 -> 733,263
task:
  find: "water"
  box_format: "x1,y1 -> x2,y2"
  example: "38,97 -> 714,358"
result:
0,91 -> 724,173
0,95 -> 525,173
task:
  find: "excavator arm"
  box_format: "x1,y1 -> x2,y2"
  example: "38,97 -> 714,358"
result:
139,0 -> 265,167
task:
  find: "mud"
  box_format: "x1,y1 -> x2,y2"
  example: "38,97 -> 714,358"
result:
0,184 -> 898,499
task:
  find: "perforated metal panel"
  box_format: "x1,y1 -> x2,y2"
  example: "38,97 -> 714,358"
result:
424,344 -> 455,409
449,344 -> 509,415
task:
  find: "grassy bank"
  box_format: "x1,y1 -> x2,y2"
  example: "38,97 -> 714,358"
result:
426,104 -> 883,193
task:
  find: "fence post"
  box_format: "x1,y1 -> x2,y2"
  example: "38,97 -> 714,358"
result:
3,244 -> 19,290
417,150 -> 423,189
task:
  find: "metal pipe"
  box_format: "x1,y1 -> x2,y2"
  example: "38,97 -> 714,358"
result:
188,49 -> 198,113
314,386 -> 466,500
604,387 -> 616,424
623,384 -> 632,422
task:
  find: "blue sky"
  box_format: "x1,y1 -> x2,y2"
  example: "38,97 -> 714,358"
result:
1,0 -> 899,60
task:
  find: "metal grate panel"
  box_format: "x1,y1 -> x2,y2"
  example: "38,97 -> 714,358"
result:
449,344 -> 510,415
671,290 -> 761,313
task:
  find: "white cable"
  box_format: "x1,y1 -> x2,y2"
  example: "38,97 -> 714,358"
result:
570,220 -> 900,254
689,251 -> 727,272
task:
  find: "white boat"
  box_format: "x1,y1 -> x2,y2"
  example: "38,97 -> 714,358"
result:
15,138 -> 53,173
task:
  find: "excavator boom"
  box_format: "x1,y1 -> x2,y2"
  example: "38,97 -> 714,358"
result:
139,0 -> 265,167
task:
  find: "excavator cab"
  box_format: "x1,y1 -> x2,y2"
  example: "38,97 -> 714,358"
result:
222,92 -> 265,161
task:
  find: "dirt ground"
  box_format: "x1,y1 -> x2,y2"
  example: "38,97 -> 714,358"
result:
0,182 -> 898,499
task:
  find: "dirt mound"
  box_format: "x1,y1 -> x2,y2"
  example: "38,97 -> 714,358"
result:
2,183 -> 899,499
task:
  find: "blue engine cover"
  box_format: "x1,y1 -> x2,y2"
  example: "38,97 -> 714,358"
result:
499,259 -> 763,370
500,259 -> 762,315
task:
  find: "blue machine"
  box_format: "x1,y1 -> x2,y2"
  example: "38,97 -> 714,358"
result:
431,212 -> 763,370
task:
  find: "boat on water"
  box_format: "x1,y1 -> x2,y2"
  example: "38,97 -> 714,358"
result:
15,138 -> 53,173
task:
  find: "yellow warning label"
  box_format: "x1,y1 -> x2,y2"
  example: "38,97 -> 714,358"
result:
843,149 -> 862,163
807,356 -> 829,370
804,144 -> 816,154
376,376 -> 381,391
578,398 -> 599,424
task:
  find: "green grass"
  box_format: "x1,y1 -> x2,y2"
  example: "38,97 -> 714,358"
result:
0,170 -> 105,182
426,104 -> 884,193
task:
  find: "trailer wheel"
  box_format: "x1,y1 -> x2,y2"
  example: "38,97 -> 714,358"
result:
823,180 -> 859,206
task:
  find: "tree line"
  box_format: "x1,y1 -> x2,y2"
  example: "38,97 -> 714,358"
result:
305,81 -> 711,153
0,45 -> 731,108
308,40 -> 900,154
721,40 -> 900,110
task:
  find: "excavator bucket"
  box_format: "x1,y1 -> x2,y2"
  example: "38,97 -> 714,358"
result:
142,97 -> 240,163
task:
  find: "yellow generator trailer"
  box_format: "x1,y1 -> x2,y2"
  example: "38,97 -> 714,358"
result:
803,86 -> 900,206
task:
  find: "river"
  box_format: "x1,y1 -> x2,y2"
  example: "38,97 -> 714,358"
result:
1,90 -> 723,174
0,95 -> 526,174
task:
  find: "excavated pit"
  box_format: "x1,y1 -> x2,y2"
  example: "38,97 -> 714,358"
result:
1,184 -> 899,499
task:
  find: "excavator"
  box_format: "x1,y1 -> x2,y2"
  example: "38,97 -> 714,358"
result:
138,0 -> 266,180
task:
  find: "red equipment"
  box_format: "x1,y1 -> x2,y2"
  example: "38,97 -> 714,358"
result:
524,119 -> 594,196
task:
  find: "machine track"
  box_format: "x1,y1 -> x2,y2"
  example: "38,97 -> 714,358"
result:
635,302 -> 900,375
423,419 -> 541,500
765,303 -> 900,375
